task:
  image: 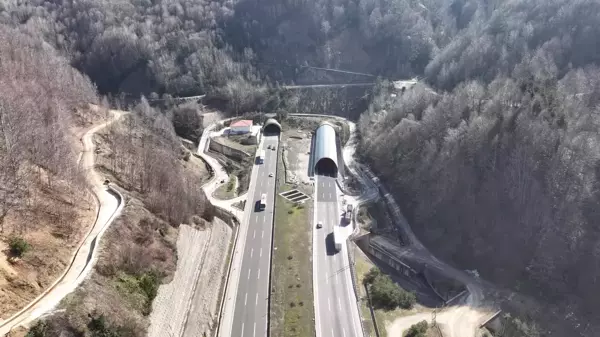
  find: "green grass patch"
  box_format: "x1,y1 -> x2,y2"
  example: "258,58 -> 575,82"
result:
214,174 -> 237,199
269,145 -> 314,337
354,250 -> 427,337
114,271 -> 159,315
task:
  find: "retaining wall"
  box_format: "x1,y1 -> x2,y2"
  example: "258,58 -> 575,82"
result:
209,138 -> 250,161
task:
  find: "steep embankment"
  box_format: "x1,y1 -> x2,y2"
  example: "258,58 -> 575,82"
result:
0,108 -> 125,335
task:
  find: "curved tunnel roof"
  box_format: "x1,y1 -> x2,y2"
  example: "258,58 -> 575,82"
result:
314,121 -> 338,177
263,118 -> 282,134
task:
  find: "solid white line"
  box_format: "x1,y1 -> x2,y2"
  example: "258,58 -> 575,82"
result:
328,298 -> 331,311
258,269 -> 261,280
245,293 -> 248,305
247,269 -> 251,279
251,249 -> 254,258
260,248 -> 263,257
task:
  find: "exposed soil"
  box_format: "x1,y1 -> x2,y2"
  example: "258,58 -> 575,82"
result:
148,220 -> 232,337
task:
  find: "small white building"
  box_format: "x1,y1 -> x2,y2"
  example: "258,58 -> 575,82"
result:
230,120 -> 253,134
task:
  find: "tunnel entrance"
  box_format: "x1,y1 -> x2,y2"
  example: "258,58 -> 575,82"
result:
264,124 -> 281,134
315,158 -> 338,177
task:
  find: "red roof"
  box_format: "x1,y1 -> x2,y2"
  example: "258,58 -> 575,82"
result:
231,120 -> 253,128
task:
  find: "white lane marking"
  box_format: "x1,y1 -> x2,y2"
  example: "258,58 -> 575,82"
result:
338,298 -> 342,311
328,298 -> 331,311
263,215 -> 266,223
253,230 -> 256,239
260,181 -> 263,186
336,273 -> 339,284
251,249 -> 254,258
322,193 -> 324,199
260,248 -> 263,257
256,216 -> 259,222
343,328 -> 347,337
325,273 -> 328,284
253,322 -> 256,337
329,193 -> 332,199
245,293 -> 248,305
242,323 -> 244,337
262,230 -> 264,238
247,269 -> 251,279
255,293 -> 258,306
332,328 -> 335,337
257,269 -> 261,280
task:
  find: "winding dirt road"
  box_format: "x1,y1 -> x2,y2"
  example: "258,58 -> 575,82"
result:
0,107 -> 125,336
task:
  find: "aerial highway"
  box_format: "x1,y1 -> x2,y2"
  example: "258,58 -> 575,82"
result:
313,174 -> 363,337
229,134 -> 279,337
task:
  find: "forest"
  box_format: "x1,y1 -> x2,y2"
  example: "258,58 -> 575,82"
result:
1,0 -> 600,335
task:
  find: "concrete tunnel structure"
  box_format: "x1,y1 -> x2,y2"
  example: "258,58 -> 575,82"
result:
313,121 -> 339,177
263,118 -> 282,134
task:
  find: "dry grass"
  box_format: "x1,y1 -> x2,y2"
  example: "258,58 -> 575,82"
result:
34,103 -> 213,336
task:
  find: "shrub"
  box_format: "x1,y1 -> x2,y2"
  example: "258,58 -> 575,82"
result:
405,320 -> 428,337
9,236 -> 31,257
363,267 -> 381,285
365,267 -> 416,310
26,321 -> 48,337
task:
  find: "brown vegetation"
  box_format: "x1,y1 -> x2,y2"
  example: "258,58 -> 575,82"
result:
0,25 -> 103,319
34,99 -> 213,336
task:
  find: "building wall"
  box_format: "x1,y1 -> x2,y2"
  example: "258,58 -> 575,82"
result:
231,126 -> 250,134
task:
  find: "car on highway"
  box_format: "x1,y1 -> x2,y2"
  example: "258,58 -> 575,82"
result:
316,222 -> 322,229
269,173 -> 274,177
271,146 -> 276,150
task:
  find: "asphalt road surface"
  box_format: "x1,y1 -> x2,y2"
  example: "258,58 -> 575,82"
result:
313,175 -> 363,337
230,135 -> 279,337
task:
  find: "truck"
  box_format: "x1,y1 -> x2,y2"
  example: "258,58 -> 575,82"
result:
344,204 -> 353,223
259,193 -> 267,211
333,225 -> 343,252
257,149 -> 265,164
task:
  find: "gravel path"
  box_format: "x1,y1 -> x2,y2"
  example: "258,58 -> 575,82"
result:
182,218 -> 232,337
148,219 -> 232,337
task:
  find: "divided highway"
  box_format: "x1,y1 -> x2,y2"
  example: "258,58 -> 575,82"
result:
230,134 -> 279,337
313,175 -> 363,337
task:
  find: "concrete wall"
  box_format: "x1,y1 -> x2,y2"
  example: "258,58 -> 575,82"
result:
208,138 -> 250,162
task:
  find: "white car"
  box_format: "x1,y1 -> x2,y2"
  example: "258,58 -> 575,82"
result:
316,222 -> 323,229
269,173 -> 274,177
